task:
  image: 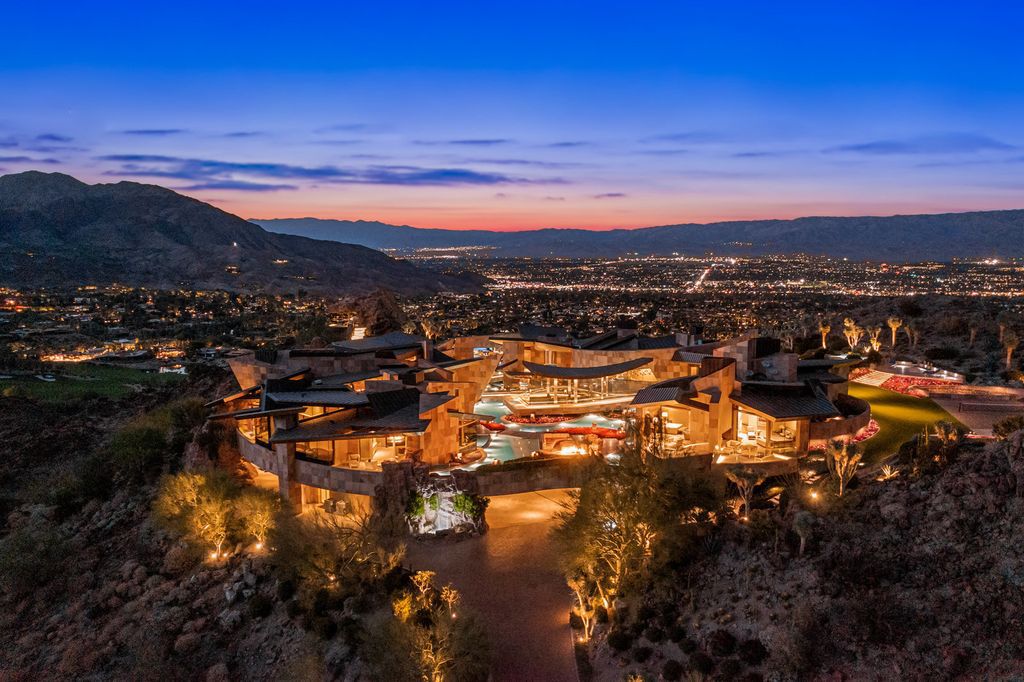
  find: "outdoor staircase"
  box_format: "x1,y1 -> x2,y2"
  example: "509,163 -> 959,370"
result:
852,370 -> 891,386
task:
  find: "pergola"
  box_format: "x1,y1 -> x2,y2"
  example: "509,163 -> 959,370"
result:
519,357 -> 653,404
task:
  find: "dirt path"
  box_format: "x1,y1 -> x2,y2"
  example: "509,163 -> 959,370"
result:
407,489 -> 577,681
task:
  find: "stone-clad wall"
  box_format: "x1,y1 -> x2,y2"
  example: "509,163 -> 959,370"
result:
237,433 -> 282,475
809,394 -> 871,442
295,459 -> 383,497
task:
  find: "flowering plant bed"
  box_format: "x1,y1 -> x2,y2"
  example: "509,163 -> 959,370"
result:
809,418 -> 880,450
550,426 -> 626,439
480,421 -> 507,432
880,375 -> 959,398
849,367 -> 873,380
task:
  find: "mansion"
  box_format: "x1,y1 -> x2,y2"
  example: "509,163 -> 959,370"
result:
207,327 -> 870,511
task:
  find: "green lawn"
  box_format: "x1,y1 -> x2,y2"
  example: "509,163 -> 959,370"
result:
0,363 -> 185,402
849,383 -> 966,464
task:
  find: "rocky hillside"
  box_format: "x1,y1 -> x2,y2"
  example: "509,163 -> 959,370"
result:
591,434 -> 1024,680
0,171 -> 481,296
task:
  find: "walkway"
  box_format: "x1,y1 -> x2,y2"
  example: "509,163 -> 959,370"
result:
407,489 -> 577,682
853,370 -> 891,386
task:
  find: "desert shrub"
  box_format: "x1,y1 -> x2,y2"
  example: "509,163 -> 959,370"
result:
0,523 -> 69,596
632,646 -> 653,663
645,625 -> 665,643
249,593 -> 273,618
595,605 -> 609,623
925,346 -> 959,361
689,650 -> 714,675
277,578 -> 297,601
708,629 -> 736,657
569,612 -> 584,630
607,629 -> 634,652
994,414 -> 1024,440
668,624 -> 687,643
108,423 -> 168,484
738,638 -> 768,665
720,658 -> 743,677
636,603 -> 657,622
898,299 -> 923,318
313,616 -> 337,640
285,599 -> 303,619
661,659 -> 684,681
680,637 -> 698,653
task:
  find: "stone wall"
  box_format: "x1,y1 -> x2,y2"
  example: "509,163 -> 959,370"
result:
809,394 -> 871,442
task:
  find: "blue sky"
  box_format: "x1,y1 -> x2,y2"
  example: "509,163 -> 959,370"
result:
2,1 -> 1022,229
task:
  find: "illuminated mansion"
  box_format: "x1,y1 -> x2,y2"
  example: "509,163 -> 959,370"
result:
208,327 -> 870,511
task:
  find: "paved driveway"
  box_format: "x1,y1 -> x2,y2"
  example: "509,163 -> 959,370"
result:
407,489 -> 577,681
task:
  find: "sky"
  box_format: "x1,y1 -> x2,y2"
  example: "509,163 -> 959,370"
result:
2,1 -> 1023,230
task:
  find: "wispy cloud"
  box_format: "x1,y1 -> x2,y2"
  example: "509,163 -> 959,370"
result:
314,123 -> 388,134
178,180 -> 297,192
461,157 -> 583,169
826,132 -> 1014,155
121,129 -> 188,136
35,133 -> 73,143
222,131 -> 265,138
414,138 -> 513,146
593,192 -> 627,199
642,131 -> 726,144
544,140 -> 591,148
0,155 -> 61,164
97,154 -> 564,188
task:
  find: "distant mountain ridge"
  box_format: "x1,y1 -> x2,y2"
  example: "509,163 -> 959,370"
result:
256,210 -> 1024,261
0,172 -> 480,296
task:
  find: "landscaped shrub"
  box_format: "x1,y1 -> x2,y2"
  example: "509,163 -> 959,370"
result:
595,605 -> 609,623
569,612 -> 584,630
632,645 -> 653,663
248,594 -> 273,618
668,624 -> 687,643
679,637 -> 698,653
689,650 -> 714,675
661,659 -> 684,681
607,630 -> 634,652
738,638 -> 768,665
708,629 -> 737,657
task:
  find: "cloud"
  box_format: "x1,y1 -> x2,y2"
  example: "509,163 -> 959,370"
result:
222,131 -> 264,138
544,141 -> 591,148
461,157 -> 582,169
827,133 -> 1014,155
314,123 -> 387,134
97,154 -> 563,187
35,133 -> 73,143
177,180 -> 297,192
634,148 -> 690,156
732,150 -> 792,158
593,192 -> 627,199
543,196 -> 566,201
121,129 -> 188,136
0,155 -> 61,164
414,138 -> 513,146
642,131 -> 726,144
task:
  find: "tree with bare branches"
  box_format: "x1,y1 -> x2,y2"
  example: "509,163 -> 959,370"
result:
818,319 -> 831,349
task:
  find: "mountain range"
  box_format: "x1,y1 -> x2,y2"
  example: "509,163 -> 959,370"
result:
0,172 -> 480,296
256,210 -> 1024,261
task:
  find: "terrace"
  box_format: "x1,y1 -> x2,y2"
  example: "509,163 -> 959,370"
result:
501,357 -> 653,415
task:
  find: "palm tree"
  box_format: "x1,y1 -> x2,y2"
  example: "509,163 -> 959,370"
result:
997,312 -> 1012,343
887,316 -> 903,347
968,318 -> 979,348
904,324 -> 920,348
1005,329 -> 1020,371
818,320 -> 831,349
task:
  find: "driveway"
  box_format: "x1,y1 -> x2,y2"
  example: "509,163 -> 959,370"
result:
407,489 -> 577,681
